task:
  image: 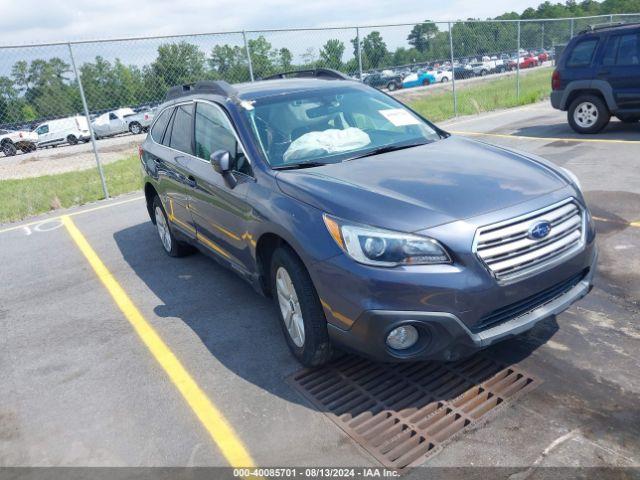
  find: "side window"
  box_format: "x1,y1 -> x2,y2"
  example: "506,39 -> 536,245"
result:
602,36 -> 620,66
109,112 -> 118,120
567,39 -> 598,67
195,102 -> 252,176
150,108 -> 172,143
616,33 -> 639,65
169,104 -> 194,154
37,125 -> 49,134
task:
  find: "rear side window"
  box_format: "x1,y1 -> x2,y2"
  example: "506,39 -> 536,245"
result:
169,104 -> 194,154
150,108 -> 171,143
567,39 -> 598,67
616,33 -> 640,65
602,36 -> 620,66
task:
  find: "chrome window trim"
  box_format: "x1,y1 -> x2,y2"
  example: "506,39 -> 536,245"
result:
472,197 -> 587,285
147,99 -> 255,177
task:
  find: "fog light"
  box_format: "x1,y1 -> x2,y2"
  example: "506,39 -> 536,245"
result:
386,325 -> 419,350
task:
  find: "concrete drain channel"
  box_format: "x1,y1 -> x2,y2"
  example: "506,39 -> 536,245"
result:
288,354 -> 538,469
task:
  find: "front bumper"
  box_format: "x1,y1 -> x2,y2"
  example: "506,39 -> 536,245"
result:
315,240 -> 597,363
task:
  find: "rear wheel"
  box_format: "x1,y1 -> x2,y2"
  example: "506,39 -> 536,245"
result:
387,82 -> 397,91
421,78 -> 431,86
271,246 -> 332,367
129,122 -> 142,135
568,95 -> 610,134
152,196 -> 194,257
440,76 -> 449,83
2,142 -> 16,156
67,134 -> 78,145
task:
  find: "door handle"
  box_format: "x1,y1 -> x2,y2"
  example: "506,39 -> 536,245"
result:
187,175 -> 197,188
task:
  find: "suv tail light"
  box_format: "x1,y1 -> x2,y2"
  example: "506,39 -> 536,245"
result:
551,70 -> 561,91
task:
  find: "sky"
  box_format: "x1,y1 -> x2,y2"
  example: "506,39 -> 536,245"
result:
0,0 -> 545,46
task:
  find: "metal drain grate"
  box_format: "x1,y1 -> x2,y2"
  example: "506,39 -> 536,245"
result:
288,354 -> 538,469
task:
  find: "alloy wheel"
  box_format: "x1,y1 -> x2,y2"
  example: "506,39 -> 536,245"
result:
275,266 -> 305,348
573,101 -> 599,128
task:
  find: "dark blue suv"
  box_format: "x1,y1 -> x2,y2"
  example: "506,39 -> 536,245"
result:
551,22 -> 640,133
141,69 -> 597,367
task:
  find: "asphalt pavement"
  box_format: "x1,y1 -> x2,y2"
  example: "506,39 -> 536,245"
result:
1,102 -> 638,472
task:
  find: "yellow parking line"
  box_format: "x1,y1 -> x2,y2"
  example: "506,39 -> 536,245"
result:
0,195 -> 144,235
450,130 -> 640,144
593,215 -> 640,229
61,215 -> 256,468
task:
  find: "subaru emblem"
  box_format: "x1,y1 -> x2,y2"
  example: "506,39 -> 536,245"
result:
528,220 -> 551,240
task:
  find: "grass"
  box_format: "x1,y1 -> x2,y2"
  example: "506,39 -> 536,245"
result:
408,67 -> 553,122
0,68 -> 554,223
0,154 -> 142,223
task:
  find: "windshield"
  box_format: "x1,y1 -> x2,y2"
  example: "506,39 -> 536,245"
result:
243,86 -> 442,167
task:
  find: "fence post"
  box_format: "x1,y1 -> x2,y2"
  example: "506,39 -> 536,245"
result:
570,18 -> 574,38
516,20 -> 521,102
356,27 -> 363,80
243,31 -> 254,82
541,23 -> 545,50
67,42 -> 109,200
448,22 -> 457,117
609,14 -> 614,24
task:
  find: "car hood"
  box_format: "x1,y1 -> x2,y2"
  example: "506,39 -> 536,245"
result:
276,136 -> 568,232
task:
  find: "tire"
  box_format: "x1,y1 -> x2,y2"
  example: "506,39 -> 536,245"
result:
152,196 -> 194,257
129,122 -> 142,135
480,69 -> 488,76
567,94 -> 610,134
387,82 -> 396,91
2,142 -> 16,156
26,143 -> 37,152
421,78 -> 431,86
67,135 -> 78,145
270,246 -> 332,367
440,76 -> 449,83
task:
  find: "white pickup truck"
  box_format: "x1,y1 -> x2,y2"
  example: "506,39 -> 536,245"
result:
91,107 -> 155,138
471,56 -> 507,76
0,128 -> 38,156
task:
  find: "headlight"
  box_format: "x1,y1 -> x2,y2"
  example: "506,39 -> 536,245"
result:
559,167 -> 582,192
323,214 -> 451,267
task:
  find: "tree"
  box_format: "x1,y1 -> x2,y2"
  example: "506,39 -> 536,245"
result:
407,21 -> 439,53
152,42 -> 206,88
278,48 -> 293,70
247,36 -> 277,78
362,31 -> 388,68
319,39 -> 345,69
209,44 -> 251,82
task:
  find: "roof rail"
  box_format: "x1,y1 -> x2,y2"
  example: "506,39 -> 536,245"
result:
578,21 -> 639,34
165,80 -> 237,101
263,68 -> 351,81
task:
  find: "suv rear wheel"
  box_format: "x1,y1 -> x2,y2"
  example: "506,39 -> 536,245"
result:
270,246 -> 332,367
568,95 -> 610,134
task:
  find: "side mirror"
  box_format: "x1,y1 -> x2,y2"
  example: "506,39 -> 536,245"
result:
210,150 -> 231,174
210,149 -> 238,188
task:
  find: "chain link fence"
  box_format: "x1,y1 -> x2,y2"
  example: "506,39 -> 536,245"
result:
0,13 -> 638,220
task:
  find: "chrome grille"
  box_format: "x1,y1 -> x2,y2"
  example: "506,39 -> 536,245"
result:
474,199 -> 585,283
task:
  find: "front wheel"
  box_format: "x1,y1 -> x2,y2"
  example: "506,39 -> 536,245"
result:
271,246 -> 332,367
440,76 -> 449,83
568,95 -> 610,134
67,135 -> 78,145
387,82 -> 396,91
421,78 -> 431,86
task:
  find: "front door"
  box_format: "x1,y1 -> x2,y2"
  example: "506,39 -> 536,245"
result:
186,100 -> 255,273
600,31 -> 640,111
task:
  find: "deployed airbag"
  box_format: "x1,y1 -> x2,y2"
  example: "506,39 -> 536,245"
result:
283,128 -> 371,163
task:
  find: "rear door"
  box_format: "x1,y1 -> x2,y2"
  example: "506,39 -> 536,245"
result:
600,31 -> 640,110
35,124 -> 52,145
146,105 -> 196,238
186,100 -> 255,272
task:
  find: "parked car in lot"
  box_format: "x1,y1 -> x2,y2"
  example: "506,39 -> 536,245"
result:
363,72 -> 403,91
551,22 -> 640,133
124,107 -> 156,134
0,128 -> 38,156
427,69 -> 452,82
91,108 -> 135,138
141,69 -> 596,367
34,115 -> 91,147
509,54 -> 539,70
401,70 -> 436,88
451,65 -> 475,79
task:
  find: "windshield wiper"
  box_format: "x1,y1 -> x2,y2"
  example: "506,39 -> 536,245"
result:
346,141 -> 431,161
272,161 -> 330,170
